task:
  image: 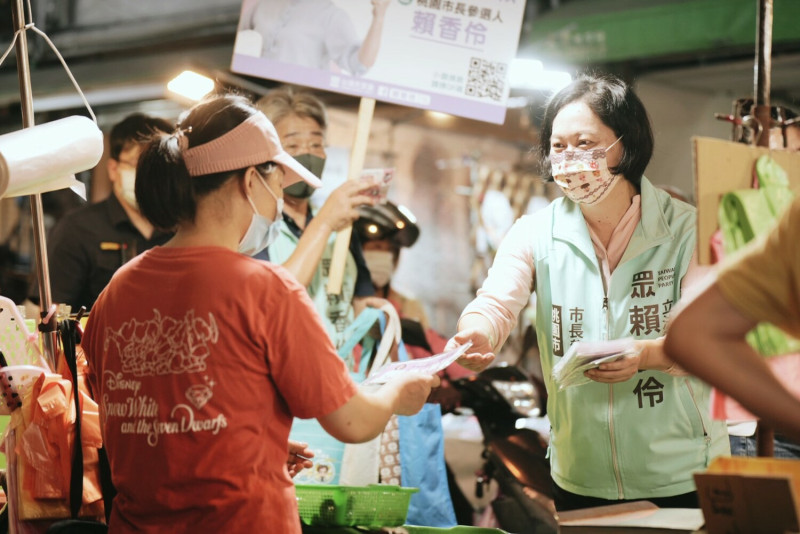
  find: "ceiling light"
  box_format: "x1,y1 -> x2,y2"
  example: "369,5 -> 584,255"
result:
509,58 -> 572,93
427,110 -> 454,122
167,70 -> 215,102
509,59 -> 544,88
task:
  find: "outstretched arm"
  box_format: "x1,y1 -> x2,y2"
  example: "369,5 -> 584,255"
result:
281,182 -> 374,286
664,279 -> 800,442
319,372 -> 439,443
448,216 -> 539,373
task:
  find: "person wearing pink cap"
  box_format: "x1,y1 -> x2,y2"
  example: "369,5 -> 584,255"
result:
81,94 -> 438,533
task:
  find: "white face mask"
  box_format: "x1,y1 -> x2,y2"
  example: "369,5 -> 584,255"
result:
119,168 -> 138,209
363,250 -> 395,288
238,172 -> 283,257
550,136 -> 623,205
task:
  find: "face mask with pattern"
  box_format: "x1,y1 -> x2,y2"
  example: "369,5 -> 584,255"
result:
550,136 -> 623,205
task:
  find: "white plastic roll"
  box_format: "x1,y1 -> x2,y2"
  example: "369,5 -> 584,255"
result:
0,115 -> 104,199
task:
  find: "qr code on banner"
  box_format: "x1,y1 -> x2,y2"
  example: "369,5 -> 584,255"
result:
465,57 -> 507,101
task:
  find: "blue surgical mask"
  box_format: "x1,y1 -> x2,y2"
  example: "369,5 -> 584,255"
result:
238,172 -> 284,256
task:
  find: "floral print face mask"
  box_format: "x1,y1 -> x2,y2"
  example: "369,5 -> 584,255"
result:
550,136 -> 623,205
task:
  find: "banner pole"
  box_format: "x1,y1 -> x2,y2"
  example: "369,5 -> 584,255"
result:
326,97 -> 375,295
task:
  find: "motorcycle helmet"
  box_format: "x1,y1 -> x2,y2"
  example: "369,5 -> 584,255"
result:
355,201 -> 420,249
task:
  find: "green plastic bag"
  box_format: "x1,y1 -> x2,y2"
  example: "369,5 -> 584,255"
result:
718,155 -> 800,357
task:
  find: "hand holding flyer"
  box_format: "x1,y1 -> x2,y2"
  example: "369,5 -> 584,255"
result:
362,341 -> 473,386
359,168 -> 393,204
552,339 -> 641,391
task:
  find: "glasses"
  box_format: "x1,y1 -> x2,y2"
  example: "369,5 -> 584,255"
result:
281,135 -> 326,157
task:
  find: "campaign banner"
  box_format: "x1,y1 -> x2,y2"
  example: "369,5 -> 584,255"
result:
232,0 -> 526,124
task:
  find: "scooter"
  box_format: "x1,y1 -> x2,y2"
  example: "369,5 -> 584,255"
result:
450,364 -> 557,534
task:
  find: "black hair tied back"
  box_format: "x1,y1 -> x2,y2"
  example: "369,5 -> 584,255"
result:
135,94 -> 264,231
135,127 -> 195,231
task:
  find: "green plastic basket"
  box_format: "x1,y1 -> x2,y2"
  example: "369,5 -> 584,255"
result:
295,484 -> 418,527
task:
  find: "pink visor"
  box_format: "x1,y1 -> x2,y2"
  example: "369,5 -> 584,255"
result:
181,112 -> 321,189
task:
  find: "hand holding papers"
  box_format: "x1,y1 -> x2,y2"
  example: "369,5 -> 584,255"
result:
552,339 -> 641,391
359,168 -> 393,204
362,342 -> 473,386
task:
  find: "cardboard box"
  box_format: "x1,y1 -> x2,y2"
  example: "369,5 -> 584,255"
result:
557,500 -> 704,533
695,456 -> 800,534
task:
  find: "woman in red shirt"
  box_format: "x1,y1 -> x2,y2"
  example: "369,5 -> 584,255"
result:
82,94 -> 437,533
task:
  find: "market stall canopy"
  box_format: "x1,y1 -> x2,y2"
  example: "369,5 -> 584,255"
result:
521,0 -> 800,66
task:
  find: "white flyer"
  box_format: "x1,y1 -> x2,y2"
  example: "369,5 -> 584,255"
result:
362,341 -> 473,386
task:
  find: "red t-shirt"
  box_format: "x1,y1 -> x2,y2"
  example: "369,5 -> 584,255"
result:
82,246 -> 357,533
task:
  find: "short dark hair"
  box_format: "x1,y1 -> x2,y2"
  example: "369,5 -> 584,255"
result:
537,73 -> 653,190
136,94 -> 272,230
109,113 -> 172,160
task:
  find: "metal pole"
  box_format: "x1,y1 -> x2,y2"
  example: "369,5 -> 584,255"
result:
12,0 -> 58,370
754,0 -> 774,458
753,0 -> 772,148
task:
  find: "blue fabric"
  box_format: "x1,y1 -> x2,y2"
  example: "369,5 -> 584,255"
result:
292,309 -> 457,526
729,435 -> 800,459
395,342 -> 457,527
290,309 -> 384,485
398,404 -> 457,527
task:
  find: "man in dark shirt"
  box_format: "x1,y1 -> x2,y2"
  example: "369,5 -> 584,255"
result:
47,113 -> 172,311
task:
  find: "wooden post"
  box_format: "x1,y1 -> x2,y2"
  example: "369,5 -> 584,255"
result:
326,97 -> 376,295
754,0 -> 775,458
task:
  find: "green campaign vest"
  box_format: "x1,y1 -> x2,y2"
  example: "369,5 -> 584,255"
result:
268,218 -> 358,352
531,178 -> 729,500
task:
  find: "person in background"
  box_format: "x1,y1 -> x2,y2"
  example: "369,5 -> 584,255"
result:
355,201 -> 473,525
448,73 -> 728,511
354,201 -> 471,373
82,94 -> 437,533
46,113 -> 173,311
256,87 -> 382,349
237,0 -> 390,75
664,196 -> 800,446
355,202 -> 428,328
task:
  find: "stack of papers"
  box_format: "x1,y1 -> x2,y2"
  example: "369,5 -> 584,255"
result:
552,339 -> 641,390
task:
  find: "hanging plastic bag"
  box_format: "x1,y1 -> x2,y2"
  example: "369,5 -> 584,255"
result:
290,307 -> 392,485
339,305 -> 399,486
396,342 -> 458,526
717,155 -> 800,357
341,308 -> 458,526
3,335 -> 105,525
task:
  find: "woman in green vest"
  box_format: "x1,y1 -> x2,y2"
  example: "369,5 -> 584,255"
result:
452,74 -> 729,511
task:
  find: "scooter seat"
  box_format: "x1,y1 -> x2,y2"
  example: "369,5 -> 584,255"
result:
488,428 -> 552,497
